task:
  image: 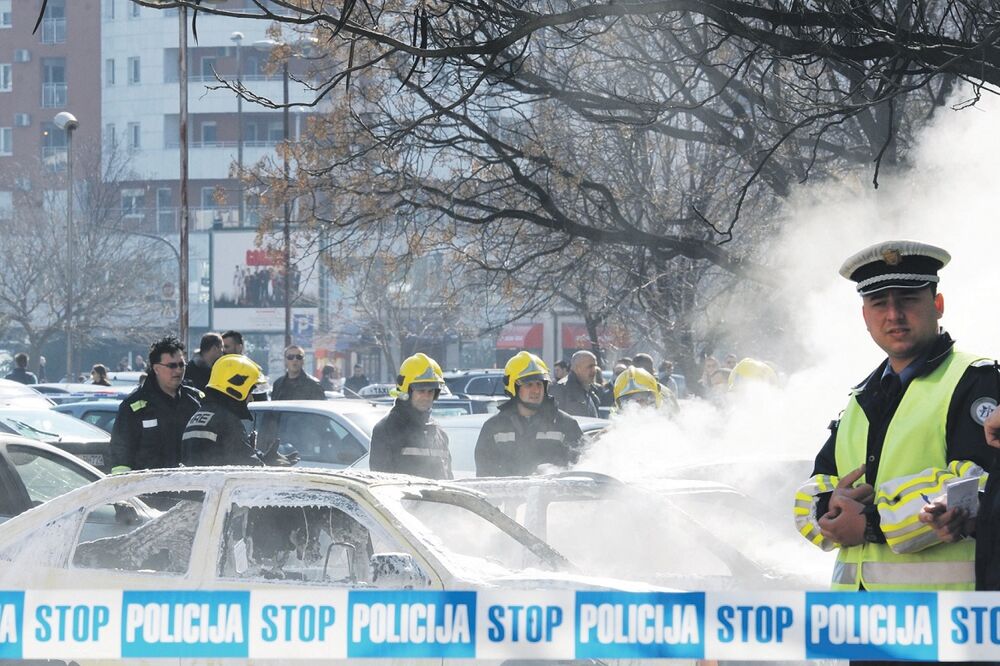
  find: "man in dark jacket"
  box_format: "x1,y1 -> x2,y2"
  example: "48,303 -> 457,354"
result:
109,336 -> 202,473
181,354 -> 273,466
549,350 -> 600,417
369,353 -> 452,479
5,353 -> 37,385
184,332 -> 224,392
343,364 -> 370,397
476,351 -> 583,477
271,345 -> 326,401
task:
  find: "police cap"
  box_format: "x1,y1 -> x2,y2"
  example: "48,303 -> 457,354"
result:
839,240 -> 950,296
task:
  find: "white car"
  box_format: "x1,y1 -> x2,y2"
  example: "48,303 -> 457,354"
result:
0,378 -> 53,409
0,467 -> 660,596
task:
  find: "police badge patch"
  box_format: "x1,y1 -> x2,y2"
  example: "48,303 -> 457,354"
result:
971,397 -> 998,425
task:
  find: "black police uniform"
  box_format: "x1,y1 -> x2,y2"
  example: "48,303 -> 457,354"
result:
271,372 -> 327,401
180,388 -> 261,467
810,333 -> 999,545
109,379 -> 202,470
475,396 -> 583,477
369,399 -> 452,479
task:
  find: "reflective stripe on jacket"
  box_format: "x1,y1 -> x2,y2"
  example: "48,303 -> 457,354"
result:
832,350 -> 984,591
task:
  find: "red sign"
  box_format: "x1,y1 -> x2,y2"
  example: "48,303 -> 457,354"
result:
496,323 -> 544,350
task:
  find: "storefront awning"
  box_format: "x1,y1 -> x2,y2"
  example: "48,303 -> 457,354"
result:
496,322 -> 544,350
561,323 -> 628,350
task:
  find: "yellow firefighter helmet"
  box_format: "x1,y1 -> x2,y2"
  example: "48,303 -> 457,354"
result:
396,353 -> 445,395
503,351 -> 550,397
613,366 -> 662,408
728,357 -> 778,391
207,354 -> 262,401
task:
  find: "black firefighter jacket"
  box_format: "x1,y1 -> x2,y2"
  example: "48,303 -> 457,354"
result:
109,379 -> 202,470
180,389 -> 262,467
369,399 -> 453,479
475,397 -> 583,477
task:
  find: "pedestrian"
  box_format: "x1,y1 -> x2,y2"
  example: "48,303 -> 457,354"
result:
270,345 -> 326,401
343,363 -> 370,397
658,360 -> 679,396
90,363 -> 111,386
369,353 -> 452,479
320,364 -> 343,392
552,360 -> 570,382
108,335 -> 203,473
184,332 -> 224,392
36,355 -> 47,382
221,330 -> 244,355
4,353 -> 37,385
475,351 -> 583,476
794,240 -> 998,594
549,350 -> 600,417
181,354 -> 296,467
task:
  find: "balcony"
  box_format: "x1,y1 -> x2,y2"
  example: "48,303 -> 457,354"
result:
40,18 -> 66,44
125,206 -> 261,233
41,82 -> 67,108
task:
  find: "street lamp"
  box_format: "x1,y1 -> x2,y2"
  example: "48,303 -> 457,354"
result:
54,111 -> 78,382
230,31 -> 244,227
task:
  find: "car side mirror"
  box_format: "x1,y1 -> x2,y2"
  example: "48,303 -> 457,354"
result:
370,552 -> 430,589
324,542 -> 357,582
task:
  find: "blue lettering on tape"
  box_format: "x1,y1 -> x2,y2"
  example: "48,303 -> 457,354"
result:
805,591 -> 936,661
0,592 -> 24,659
261,604 -> 336,643
575,591 -> 704,659
717,604 -> 793,644
486,604 -> 563,643
35,604 -> 110,642
121,591 -> 249,658
950,605 -> 1000,645
347,590 -> 475,658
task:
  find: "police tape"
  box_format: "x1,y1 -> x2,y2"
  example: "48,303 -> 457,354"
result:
3,589 -> 1000,660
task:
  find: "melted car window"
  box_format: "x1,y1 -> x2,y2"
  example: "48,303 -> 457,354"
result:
72,493 -> 205,575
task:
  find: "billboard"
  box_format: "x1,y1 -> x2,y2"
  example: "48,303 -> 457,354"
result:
212,230 -> 319,333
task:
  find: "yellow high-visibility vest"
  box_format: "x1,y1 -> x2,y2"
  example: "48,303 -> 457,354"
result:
832,350 -> 983,591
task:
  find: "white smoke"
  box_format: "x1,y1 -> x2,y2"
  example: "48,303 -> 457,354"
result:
567,89 -> 1000,590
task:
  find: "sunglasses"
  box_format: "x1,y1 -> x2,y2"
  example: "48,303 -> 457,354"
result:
286,354 -> 304,361
156,361 -> 187,370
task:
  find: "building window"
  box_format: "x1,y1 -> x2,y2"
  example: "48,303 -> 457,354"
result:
156,188 -> 174,231
200,121 -> 217,145
0,63 -> 10,92
127,56 -> 140,84
103,0 -> 114,20
104,123 -> 116,150
0,191 -> 12,219
104,58 -> 115,86
41,58 -> 66,108
200,56 -> 217,80
0,0 -> 11,28
0,128 -> 12,156
40,0 -> 66,44
41,122 -> 67,170
127,122 -> 140,149
121,189 -> 144,216
200,187 -> 217,209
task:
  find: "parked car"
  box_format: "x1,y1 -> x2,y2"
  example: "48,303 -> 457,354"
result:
106,370 -> 145,387
32,382 -> 131,405
0,407 -> 112,471
0,468 -> 662,598
53,398 -> 123,433
461,471 -> 832,590
0,435 -> 106,524
442,369 -> 507,397
351,412 -> 610,478
248,400 -> 390,468
0,379 -> 53,409
368,394 -> 505,416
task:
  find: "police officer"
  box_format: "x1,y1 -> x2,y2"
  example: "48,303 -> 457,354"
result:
369,353 -> 452,479
181,354 -> 276,466
612,366 -> 663,411
475,351 -> 583,477
794,240 -> 998,593
109,335 -> 203,473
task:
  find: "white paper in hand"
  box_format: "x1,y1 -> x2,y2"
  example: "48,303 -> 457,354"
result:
946,476 -> 980,518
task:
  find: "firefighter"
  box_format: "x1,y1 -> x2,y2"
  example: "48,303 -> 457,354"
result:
612,366 -> 662,410
181,354 -> 279,466
369,353 -> 452,479
475,351 -> 583,477
727,357 -> 778,391
793,240 -> 999,592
